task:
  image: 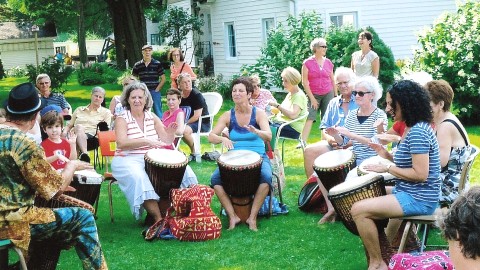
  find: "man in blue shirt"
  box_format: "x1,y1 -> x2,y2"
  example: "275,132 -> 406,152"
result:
132,45 -> 166,117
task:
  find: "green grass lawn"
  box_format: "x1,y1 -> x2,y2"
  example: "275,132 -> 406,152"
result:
1,74 -> 480,269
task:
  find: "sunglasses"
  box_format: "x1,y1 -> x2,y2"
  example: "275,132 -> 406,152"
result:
317,45 -> 328,48
352,91 -> 372,97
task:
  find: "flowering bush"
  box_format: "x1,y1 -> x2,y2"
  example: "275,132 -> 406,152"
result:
413,0 -> 480,124
7,66 -> 26,78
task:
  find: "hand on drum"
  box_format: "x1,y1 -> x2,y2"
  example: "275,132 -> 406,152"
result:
362,163 -> 389,174
221,137 -> 235,150
71,159 -> 94,171
375,133 -> 401,144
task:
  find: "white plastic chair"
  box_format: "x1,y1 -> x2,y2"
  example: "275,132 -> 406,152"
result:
273,112 -> 308,163
192,92 -> 223,162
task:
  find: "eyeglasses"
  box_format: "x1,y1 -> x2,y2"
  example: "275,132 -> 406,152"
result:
38,82 -> 50,85
352,91 -> 372,97
317,45 -> 328,49
336,81 -> 349,86
172,54 -> 180,57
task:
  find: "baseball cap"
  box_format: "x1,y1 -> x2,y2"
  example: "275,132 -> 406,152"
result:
40,105 -> 71,120
142,44 -> 153,50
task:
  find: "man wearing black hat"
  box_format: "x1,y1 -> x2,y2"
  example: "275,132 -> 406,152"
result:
0,82 -> 108,269
132,44 -> 166,118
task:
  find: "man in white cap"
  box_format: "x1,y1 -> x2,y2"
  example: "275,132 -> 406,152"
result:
132,44 -> 166,118
0,82 -> 108,269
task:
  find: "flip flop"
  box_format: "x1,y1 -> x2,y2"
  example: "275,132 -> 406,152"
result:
144,218 -> 166,241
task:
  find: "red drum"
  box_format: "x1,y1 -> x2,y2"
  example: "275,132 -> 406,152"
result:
328,174 -> 393,264
144,149 -> 188,197
217,150 -> 263,197
357,156 -> 395,185
313,149 -> 356,192
217,150 -> 263,223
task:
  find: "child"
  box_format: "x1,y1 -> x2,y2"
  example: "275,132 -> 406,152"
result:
40,105 -> 77,170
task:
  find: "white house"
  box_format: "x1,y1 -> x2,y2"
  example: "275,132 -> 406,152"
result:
0,22 -> 56,70
165,0 -> 459,79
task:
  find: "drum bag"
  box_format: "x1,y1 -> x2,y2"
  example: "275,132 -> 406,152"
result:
298,175 -> 327,214
167,184 -> 222,241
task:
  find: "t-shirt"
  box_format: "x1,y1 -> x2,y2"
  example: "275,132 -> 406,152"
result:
41,138 -> 71,170
180,88 -> 210,125
274,90 -> 308,133
132,59 -> 165,91
115,110 -> 158,156
394,122 -> 441,203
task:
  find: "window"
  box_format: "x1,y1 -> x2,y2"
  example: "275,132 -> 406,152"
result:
330,12 -> 357,28
262,18 -> 275,43
225,22 -> 237,59
151,34 -> 162,45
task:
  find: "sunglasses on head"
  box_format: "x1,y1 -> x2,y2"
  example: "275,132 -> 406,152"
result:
352,91 -> 372,97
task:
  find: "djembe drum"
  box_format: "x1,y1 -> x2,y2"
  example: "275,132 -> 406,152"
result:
328,174 -> 394,264
357,155 -> 395,185
144,149 -> 188,215
313,149 -> 356,192
217,150 -> 263,223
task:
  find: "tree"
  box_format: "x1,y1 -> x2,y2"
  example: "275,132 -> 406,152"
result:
157,6 -> 203,53
413,0 -> 480,124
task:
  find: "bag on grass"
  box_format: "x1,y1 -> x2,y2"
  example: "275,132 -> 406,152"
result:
258,196 -> 289,216
298,175 -> 327,213
168,184 -> 222,241
201,151 -> 221,161
266,141 -> 286,193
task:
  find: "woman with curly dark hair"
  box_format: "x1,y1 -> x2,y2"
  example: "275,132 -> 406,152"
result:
351,80 -> 441,270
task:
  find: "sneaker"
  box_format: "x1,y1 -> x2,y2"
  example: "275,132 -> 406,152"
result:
188,154 -> 196,162
79,152 -> 91,163
296,140 -> 307,149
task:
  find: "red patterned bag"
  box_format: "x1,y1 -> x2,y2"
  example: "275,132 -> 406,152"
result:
297,175 -> 328,213
168,185 -> 222,241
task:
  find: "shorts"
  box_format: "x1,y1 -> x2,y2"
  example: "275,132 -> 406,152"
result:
307,92 -> 334,121
393,189 -> 438,216
188,121 -> 210,133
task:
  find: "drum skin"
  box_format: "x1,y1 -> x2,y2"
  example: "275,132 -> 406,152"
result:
313,149 -> 356,191
217,150 -> 263,197
144,149 -> 188,197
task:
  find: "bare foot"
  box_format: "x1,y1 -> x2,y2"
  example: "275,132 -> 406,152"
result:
368,261 -> 388,270
228,215 -> 241,230
318,211 -> 336,225
245,218 -> 258,232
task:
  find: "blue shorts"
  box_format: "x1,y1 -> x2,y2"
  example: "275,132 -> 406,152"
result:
393,189 -> 438,216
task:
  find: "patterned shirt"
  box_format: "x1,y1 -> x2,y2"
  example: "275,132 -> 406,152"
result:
394,122 -> 441,203
132,59 -> 165,91
0,124 -> 63,252
70,105 -> 112,135
251,89 -> 276,111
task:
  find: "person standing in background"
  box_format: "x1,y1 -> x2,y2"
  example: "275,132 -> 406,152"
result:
169,48 -> 197,89
351,30 -> 380,78
301,38 -> 336,148
132,44 -> 166,118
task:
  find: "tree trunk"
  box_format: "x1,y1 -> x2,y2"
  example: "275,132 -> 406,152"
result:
77,0 -> 88,66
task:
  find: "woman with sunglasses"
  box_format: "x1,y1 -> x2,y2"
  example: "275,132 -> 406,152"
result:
300,38 -> 336,148
169,48 -> 197,89
351,30 -> 380,78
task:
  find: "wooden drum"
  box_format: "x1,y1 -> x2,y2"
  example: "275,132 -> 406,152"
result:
144,149 -> 188,197
313,149 -> 356,192
357,155 -> 395,185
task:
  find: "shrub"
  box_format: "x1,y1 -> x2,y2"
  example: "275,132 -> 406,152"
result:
413,0 -> 480,124
6,66 -> 26,78
77,63 -> 123,85
0,59 -> 6,79
325,25 -> 358,68
25,58 -> 74,93
197,74 -> 233,100
340,27 -> 398,91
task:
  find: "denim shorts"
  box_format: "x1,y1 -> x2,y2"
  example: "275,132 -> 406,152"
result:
393,189 -> 438,216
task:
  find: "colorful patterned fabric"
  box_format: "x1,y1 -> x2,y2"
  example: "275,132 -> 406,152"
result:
440,145 -> 472,206
251,89 -> 276,111
389,250 -> 454,270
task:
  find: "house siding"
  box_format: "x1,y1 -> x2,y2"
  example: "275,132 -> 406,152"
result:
0,38 -> 55,70
296,0 -> 457,60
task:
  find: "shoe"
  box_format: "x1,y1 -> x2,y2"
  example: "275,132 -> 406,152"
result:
144,218 -> 167,241
79,152 -> 91,163
188,154 -> 196,162
296,140 -> 307,149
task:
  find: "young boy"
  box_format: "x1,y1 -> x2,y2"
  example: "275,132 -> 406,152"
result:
40,105 -> 77,170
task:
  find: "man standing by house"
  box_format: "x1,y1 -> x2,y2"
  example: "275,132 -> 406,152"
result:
132,44 -> 166,118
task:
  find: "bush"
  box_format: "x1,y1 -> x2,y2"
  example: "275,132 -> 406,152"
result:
78,63 -> 123,85
197,74 -> 232,100
6,66 -> 26,78
413,0 -> 480,124
325,25 -> 358,68
25,58 -> 74,93
340,27 -> 398,91
0,59 -> 6,79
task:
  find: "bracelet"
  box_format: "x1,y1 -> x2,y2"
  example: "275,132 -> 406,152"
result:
386,164 -> 392,173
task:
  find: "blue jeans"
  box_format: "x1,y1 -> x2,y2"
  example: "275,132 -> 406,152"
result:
150,89 -> 163,118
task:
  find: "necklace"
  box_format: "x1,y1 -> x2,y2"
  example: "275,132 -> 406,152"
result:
342,98 -> 350,103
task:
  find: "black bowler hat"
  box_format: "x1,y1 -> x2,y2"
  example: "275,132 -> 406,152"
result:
6,82 -> 45,114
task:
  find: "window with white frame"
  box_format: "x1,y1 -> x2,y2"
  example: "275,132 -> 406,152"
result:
225,22 -> 237,59
330,12 -> 357,28
262,18 -> 275,43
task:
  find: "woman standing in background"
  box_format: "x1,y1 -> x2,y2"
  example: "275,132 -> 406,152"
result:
351,30 -> 380,78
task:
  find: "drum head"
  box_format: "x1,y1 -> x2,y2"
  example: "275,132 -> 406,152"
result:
218,150 -> 261,167
145,149 -> 187,164
358,156 -> 394,175
74,169 -> 102,178
314,149 -> 354,170
329,174 -> 384,196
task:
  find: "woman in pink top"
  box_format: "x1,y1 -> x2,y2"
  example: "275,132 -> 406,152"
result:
162,89 -> 186,149
301,38 -> 336,147
169,48 -> 197,89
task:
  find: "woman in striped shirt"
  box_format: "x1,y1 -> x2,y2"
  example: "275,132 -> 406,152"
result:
353,80 -> 440,270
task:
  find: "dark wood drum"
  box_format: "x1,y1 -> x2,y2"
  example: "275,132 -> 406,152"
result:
144,149 -> 188,197
313,149 -> 356,192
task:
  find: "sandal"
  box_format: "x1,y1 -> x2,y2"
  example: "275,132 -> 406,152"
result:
144,218 -> 166,241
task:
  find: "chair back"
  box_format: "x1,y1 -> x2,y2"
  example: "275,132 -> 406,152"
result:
198,92 -> 223,135
458,144 -> 479,192
173,106 -> 192,150
98,130 -> 116,157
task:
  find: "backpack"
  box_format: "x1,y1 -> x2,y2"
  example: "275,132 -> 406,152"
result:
298,175 -> 328,213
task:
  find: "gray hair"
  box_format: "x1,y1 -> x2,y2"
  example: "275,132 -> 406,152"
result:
310,38 -> 327,52
120,82 -> 153,111
334,67 -> 356,88
91,86 -> 106,96
176,73 -> 192,88
355,76 -> 383,104
36,73 -> 50,83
